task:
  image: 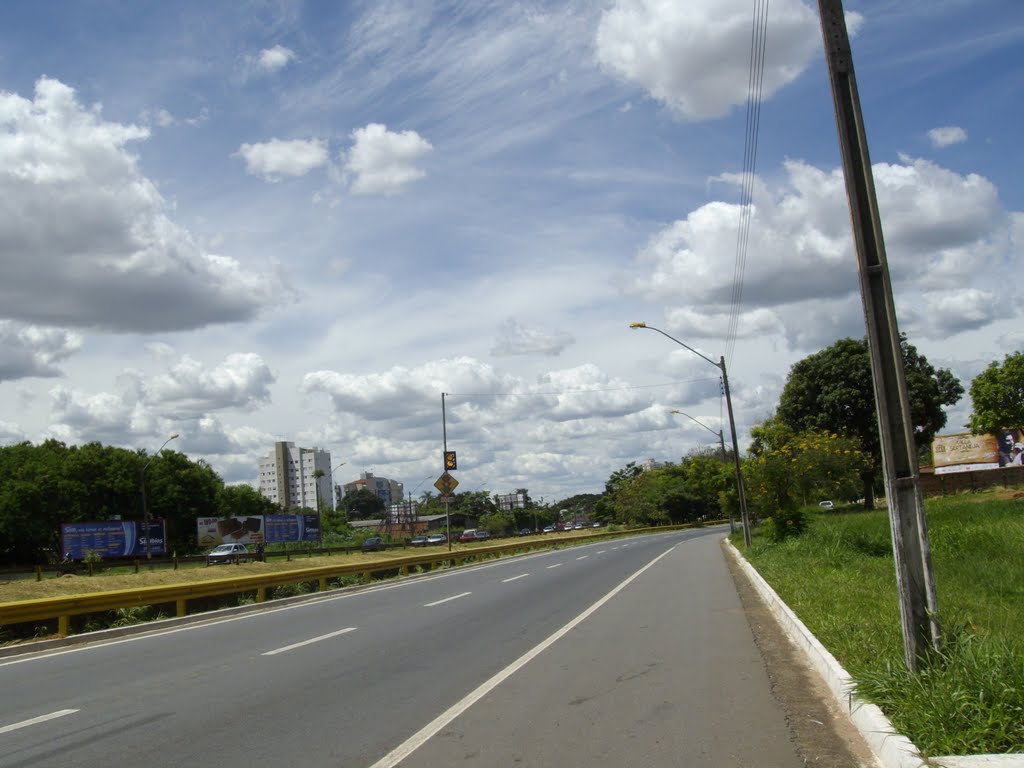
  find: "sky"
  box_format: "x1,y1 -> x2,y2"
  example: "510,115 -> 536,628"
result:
0,0 -> 1021,506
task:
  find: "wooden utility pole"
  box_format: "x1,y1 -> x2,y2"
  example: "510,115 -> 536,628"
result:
817,0 -> 940,671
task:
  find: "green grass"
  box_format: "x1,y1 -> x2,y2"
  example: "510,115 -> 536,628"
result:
738,492 -> 1024,756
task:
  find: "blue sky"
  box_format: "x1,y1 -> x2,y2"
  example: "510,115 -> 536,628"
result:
1,0 -> 1021,504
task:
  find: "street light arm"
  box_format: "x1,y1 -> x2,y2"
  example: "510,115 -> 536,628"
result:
670,409 -> 722,439
142,434 -> 180,476
629,322 -> 720,369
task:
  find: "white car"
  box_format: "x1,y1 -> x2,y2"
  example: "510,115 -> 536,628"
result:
207,543 -> 250,564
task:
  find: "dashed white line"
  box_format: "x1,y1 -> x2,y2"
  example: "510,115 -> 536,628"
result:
576,555 -> 589,561
367,545 -> 677,768
597,550 -> 607,555
546,563 -> 563,570
262,627 -> 357,656
0,709 -> 78,734
424,591 -> 472,607
502,574 -> 529,583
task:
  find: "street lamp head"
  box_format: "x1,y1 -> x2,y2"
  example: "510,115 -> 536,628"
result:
169,433 -> 179,440
629,322 -> 647,328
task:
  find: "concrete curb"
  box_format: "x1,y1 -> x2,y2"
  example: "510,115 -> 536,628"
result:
724,539 -> 1024,768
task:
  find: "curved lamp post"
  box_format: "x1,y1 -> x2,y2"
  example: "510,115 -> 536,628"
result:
630,322 -> 751,546
671,409 -> 735,534
141,433 -> 179,559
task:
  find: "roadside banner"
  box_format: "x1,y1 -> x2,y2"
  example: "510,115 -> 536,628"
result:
60,520 -> 166,558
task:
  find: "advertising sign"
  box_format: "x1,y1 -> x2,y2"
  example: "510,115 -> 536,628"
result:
264,514 -> 321,543
60,520 -> 167,559
196,516 -> 265,547
932,429 -> 1022,474
197,514 -> 318,547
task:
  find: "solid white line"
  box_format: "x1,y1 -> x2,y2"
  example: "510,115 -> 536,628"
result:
261,627 -> 356,656
424,592 -> 471,607
546,563 -> 563,570
0,709 -> 78,735
576,555 -> 589,561
367,544 -> 676,768
501,574 -> 529,583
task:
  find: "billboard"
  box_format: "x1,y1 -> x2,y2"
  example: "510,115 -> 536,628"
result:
61,520 -> 167,559
931,429 -> 1022,474
196,514 -> 320,547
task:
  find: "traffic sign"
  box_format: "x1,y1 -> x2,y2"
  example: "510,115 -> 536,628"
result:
434,471 -> 459,496
439,496 -> 456,503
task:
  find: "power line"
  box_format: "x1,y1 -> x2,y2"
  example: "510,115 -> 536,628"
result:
727,0 -> 770,364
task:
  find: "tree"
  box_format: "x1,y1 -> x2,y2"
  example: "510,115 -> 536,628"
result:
777,336 -> 963,507
218,484 -> 278,519
969,351 -> 1024,435
338,488 -> 386,520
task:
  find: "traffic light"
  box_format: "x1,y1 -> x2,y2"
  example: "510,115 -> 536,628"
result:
444,451 -> 457,470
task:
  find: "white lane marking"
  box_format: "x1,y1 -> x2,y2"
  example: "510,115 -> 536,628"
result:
0,709 -> 78,734
424,591 -> 471,607
367,544 -> 676,768
261,627 -> 356,656
502,574 -> 529,583
546,563 -> 563,570
576,555 -> 589,561
597,550 -> 607,555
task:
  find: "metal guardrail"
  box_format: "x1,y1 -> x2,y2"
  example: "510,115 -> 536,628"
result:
0,525 -> 703,637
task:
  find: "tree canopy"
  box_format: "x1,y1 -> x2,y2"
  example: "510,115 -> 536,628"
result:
969,351 -> 1024,435
338,488 -> 387,520
776,336 -> 963,505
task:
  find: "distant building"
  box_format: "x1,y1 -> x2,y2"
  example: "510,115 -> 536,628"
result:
340,472 -> 404,508
641,458 -> 666,472
257,442 -> 333,511
495,492 -> 528,511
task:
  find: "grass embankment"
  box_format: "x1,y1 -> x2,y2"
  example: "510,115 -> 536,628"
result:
739,491 -> 1024,756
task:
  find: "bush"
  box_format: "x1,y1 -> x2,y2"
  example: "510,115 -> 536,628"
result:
764,507 -> 808,541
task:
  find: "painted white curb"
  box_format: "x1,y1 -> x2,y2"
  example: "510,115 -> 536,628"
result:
725,539 -> 1024,768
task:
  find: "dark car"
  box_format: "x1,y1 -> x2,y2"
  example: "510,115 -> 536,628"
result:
207,543 -> 249,564
362,536 -> 387,552
519,528 -> 532,536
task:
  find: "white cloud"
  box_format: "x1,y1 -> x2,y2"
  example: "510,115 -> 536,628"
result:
0,77 -> 277,332
257,44 -> 296,73
130,352 -> 276,417
0,322 -> 83,380
595,0 -> 826,120
343,123 -> 432,195
235,137 -> 329,181
491,318 -> 575,356
927,126 -> 968,148
628,156 -> 1017,347
0,420 -> 28,445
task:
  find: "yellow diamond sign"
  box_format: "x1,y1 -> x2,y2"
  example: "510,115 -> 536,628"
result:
434,471 -> 459,496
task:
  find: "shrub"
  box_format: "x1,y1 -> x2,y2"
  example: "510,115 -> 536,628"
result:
764,507 -> 808,541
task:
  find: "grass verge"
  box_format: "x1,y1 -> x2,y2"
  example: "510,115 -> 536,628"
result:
737,490 -> 1024,756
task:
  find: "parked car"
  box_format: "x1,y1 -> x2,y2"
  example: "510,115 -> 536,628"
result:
362,536 -> 387,552
458,529 -> 491,543
426,533 -> 448,545
592,522 -> 602,528
819,500 -> 835,511
574,523 -> 584,529
542,525 -> 556,533
410,536 -> 429,547
519,528 -> 532,536
207,543 -> 249,564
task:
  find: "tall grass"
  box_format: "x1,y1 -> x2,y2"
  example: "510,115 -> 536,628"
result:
739,492 -> 1024,756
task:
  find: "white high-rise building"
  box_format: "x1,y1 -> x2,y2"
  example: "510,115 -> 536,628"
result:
258,442 -> 333,511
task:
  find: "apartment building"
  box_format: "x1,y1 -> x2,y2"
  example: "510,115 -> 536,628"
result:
339,472 -> 404,508
257,441 -> 333,511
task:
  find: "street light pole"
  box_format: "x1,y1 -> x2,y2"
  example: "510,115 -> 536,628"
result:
671,409 -> 735,534
631,322 -> 751,546
141,433 -> 179,560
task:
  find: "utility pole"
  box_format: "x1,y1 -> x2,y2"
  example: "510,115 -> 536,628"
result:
818,0 -> 940,671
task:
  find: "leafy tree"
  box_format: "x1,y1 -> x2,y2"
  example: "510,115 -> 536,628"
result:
777,336 -> 963,507
218,484 -> 278,519
969,352 -> 1024,435
604,462 -> 643,494
338,488 -> 386,520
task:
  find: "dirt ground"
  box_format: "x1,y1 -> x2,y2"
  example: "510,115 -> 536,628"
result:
724,542 -> 882,768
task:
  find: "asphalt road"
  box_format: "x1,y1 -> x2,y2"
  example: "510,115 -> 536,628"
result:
0,528 -> 804,768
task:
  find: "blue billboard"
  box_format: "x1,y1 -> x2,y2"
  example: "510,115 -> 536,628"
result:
264,514 -> 321,543
60,520 -> 167,559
